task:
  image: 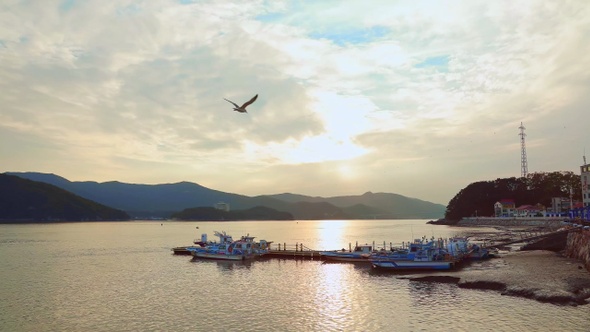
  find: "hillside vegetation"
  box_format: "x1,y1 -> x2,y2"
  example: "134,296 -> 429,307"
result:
0,174 -> 130,222
8,172 -> 445,219
445,171 -> 580,221
171,206 -> 294,221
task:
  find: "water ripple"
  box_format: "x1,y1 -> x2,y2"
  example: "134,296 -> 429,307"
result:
1,221 -> 589,332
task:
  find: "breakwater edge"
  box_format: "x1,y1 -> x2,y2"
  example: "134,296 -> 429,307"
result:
457,216 -> 590,272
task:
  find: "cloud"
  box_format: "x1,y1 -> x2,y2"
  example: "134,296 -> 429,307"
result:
1,0 -> 589,205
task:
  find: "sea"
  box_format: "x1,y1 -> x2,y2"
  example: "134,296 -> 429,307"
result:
1,219 -> 588,332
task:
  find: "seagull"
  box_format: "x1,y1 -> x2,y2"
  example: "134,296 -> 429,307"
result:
223,94 -> 258,113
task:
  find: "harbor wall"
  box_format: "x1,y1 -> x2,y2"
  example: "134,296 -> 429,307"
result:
458,217 -> 564,227
565,230 -> 590,272
458,217 -> 590,272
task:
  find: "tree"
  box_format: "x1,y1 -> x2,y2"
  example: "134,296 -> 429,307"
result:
445,171 -> 581,221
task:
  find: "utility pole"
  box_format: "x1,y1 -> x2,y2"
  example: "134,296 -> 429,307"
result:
519,122 -> 528,178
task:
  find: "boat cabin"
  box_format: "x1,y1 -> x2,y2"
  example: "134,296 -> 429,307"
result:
353,245 -> 373,253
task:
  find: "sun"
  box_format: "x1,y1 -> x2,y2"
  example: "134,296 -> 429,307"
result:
337,164 -> 356,180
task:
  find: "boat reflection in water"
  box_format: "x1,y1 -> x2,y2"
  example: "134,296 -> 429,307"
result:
191,256 -> 255,271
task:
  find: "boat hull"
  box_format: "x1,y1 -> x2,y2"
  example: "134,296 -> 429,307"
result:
319,252 -> 371,262
192,251 -> 252,261
371,260 -> 453,270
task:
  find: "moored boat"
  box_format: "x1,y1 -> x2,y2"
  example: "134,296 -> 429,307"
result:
369,239 -> 455,270
189,231 -> 270,261
447,237 -> 492,260
319,244 -> 375,262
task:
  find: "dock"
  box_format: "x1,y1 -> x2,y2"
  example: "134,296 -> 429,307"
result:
174,227 -> 580,261
173,243 -> 326,259
266,243 -> 324,259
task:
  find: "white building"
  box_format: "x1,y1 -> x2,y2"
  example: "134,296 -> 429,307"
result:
550,197 -> 571,214
494,199 -> 516,217
214,202 -> 230,212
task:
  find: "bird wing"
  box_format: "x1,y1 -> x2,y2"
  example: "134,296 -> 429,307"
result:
240,94 -> 258,108
223,98 -> 240,108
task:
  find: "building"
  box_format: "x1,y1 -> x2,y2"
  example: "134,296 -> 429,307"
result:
550,197 -> 572,214
495,200 -> 548,218
572,162 -> 590,221
494,199 -> 515,217
214,202 -> 230,212
515,204 -> 546,217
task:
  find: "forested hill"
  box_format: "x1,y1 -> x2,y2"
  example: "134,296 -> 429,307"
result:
171,206 -> 294,221
7,172 -> 446,219
0,174 -> 130,222
444,171 -> 580,221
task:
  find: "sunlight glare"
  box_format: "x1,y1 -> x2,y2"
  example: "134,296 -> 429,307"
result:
337,164 -> 356,180
317,220 -> 348,250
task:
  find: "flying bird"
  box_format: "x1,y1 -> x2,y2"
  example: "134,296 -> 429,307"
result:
224,94 -> 258,113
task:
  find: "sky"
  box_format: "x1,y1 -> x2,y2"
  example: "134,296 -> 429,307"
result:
1,0 -> 589,205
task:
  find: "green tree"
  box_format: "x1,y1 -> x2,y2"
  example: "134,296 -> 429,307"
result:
445,171 -> 581,221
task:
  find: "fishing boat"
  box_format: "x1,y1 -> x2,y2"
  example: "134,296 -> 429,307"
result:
369,239 -> 455,270
172,232 -> 220,255
447,237 -> 492,260
319,244 -> 375,262
193,233 -> 216,247
189,231 -> 270,261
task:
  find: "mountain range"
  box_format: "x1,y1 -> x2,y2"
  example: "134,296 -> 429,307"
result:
6,172 -> 446,219
0,174 -> 129,221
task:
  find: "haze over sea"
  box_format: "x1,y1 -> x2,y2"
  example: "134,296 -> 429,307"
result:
1,220 -> 587,332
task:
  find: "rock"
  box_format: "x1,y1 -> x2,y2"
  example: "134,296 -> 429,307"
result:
398,250 -> 590,306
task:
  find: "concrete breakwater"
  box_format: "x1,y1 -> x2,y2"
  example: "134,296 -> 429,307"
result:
458,217 -> 564,227
565,230 -> 590,271
458,217 -> 590,272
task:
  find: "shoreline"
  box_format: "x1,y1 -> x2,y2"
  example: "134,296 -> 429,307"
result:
399,250 -> 590,306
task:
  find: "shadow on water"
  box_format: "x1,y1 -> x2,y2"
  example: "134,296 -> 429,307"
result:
320,260 -> 373,269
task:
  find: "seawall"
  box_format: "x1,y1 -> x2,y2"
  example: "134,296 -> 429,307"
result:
458,217 -> 590,272
565,230 -> 590,272
458,217 -> 564,227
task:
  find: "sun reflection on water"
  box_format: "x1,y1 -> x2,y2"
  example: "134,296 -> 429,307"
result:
316,220 -> 349,250
314,263 -> 354,330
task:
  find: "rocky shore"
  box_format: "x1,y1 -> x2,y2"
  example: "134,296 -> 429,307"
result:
402,250 -> 590,306
402,223 -> 590,306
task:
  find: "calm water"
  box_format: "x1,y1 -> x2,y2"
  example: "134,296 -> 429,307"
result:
0,220 -> 588,332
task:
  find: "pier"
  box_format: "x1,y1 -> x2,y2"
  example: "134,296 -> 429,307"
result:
173,243 -> 325,259
172,226 -> 587,266
266,243 -> 322,259
174,241 -> 407,259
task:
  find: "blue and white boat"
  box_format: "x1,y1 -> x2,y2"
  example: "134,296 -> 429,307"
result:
447,237 -> 492,260
189,231 -> 270,261
369,239 -> 455,270
319,244 -> 375,262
